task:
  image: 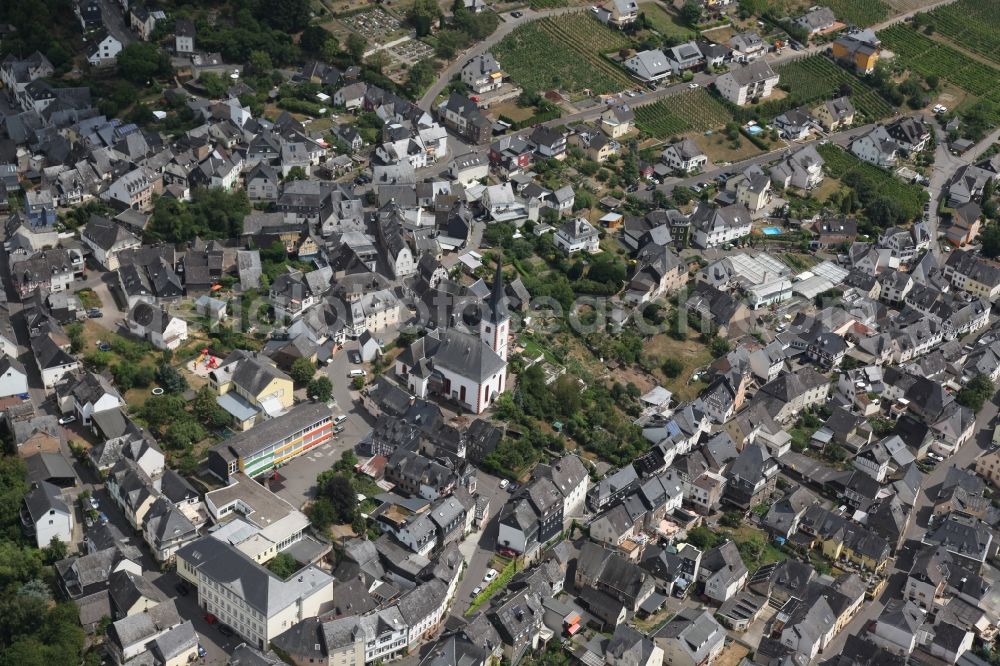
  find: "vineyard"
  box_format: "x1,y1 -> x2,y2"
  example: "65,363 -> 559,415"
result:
634,89 -> 734,138
924,0 -> 1000,66
493,13 -> 634,95
725,55 -> 895,124
816,143 -> 928,221
754,0 -> 889,26
823,0 -> 890,26
528,0 -> 570,8
877,25 -> 1000,98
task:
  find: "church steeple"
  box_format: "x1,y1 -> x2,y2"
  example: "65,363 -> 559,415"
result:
481,255 -> 510,361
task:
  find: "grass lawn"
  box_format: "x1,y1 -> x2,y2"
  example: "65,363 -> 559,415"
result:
645,332 -> 712,402
782,252 -> 817,271
701,25 -> 736,44
811,176 -> 843,203
75,289 -> 101,310
693,131 -> 765,164
716,643 -> 751,666
640,3 -> 696,40
731,525 -> 788,570
487,101 -> 535,123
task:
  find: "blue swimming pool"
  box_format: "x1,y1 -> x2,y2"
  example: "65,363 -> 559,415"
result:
762,227 -> 782,235
746,125 -> 764,135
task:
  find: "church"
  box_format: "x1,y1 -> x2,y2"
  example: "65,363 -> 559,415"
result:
394,259 -> 510,414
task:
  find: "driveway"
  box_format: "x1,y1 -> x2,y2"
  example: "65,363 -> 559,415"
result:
98,0 -> 135,46
450,472 -> 511,617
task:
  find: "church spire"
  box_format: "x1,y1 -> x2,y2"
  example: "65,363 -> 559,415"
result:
486,253 -> 506,324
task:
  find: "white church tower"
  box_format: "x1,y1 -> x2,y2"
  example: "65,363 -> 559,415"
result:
480,256 -> 510,361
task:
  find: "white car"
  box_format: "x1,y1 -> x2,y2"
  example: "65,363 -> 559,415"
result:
88,496 -> 100,510
333,415 -> 348,426
484,568 -> 499,583
472,586 -> 482,596
499,479 -> 509,489
348,369 -> 366,378
688,82 -> 699,89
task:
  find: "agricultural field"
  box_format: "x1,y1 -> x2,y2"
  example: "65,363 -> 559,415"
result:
878,24 -> 1000,126
528,0 -> 570,8
751,0 -> 889,26
634,89 -> 734,138
774,56 -> 895,120
639,2 -> 696,40
878,25 -> 1000,98
816,143 -> 929,218
924,0 -> 1000,66
493,14 -> 634,95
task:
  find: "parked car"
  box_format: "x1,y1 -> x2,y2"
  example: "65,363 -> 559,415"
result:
510,10 -> 522,17
175,581 -> 190,596
484,568 -> 499,583
204,614 -> 217,625
88,496 -> 99,510
58,415 -> 76,425
333,415 -> 348,426
472,586 -> 482,596
499,479 -> 509,489
348,369 -> 366,378
87,309 -> 103,319
688,82 -> 699,89
217,624 -> 235,637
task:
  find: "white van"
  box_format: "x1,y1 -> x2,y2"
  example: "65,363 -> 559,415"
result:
333,415 -> 348,426
348,369 -> 366,378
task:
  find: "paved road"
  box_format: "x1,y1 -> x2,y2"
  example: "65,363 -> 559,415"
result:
418,6 -> 584,111
926,123 -> 1000,258
822,384 -> 1000,658
635,121 -> 874,202
98,0 -> 135,46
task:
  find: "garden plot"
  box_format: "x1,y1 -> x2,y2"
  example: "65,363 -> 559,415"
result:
388,39 -> 434,64
342,8 -> 403,43
633,89 -> 734,138
493,13 -> 634,95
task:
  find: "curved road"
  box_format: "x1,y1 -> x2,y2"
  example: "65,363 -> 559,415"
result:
418,6 -> 588,111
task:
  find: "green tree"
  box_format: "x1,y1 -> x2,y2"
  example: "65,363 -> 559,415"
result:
197,72 -> 228,98
284,166 -> 307,182
117,42 -> 169,85
254,0 -> 311,32
346,33 -> 367,63
307,498 -> 336,529
662,358 -> 684,378
957,374 -> 995,412
981,224 -> 1000,259
719,512 -> 743,528
267,552 -> 299,579
247,50 -> 273,76
43,536 -> 67,564
685,525 -> 721,550
192,385 -> 231,428
156,363 -> 189,394
307,376 -> 333,402
290,358 -> 316,386
709,337 -> 731,358
407,0 -> 441,37
679,1 -> 702,25
164,420 -> 206,450
319,474 -> 358,524
334,450 -> 359,473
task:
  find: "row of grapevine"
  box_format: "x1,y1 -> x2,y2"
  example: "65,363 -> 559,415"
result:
634,89 -> 734,138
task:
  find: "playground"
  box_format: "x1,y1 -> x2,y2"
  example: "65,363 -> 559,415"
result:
187,348 -> 223,378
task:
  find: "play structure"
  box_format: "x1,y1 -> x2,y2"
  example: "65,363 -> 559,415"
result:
188,349 -> 222,378
194,348 -> 219,370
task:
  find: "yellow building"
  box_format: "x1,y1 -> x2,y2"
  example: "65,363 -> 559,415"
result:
210,350 -> 295,431
832,33 -> 880,75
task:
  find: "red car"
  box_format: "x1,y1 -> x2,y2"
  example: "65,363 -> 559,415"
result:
204,613 -> 217,625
